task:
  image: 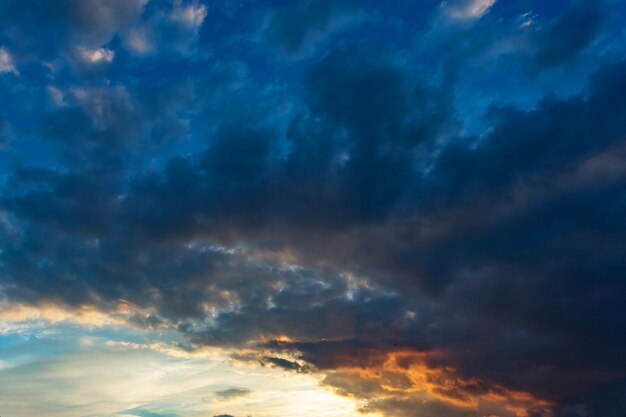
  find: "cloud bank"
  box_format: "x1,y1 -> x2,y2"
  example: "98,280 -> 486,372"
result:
0,1 -> 625,416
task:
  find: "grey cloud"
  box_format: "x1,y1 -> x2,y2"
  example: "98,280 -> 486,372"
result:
215,387 -> 252,400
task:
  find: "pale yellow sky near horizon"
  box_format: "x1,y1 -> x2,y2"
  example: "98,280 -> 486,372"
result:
0,323 -> 363,417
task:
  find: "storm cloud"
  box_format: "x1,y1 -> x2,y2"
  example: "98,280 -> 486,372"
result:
0,1 -> 625,416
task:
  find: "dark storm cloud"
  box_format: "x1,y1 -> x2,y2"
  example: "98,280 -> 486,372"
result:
189,59 -> 626,415
37,80 -> 195,166
429,58 -> 626,201
96,44 -> 454,245
0,1 -> 625,417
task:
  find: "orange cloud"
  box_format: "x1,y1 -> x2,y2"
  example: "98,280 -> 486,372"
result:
313,349 -> 554,417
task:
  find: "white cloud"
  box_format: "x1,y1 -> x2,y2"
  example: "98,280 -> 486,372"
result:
170,2 -> 208,30
0,47 -> 18,75
76,46 -> 115,64
122,2 -> 208,56
124,27 -> 154,54
442,0 -> 496,21
519,11 -> 537,29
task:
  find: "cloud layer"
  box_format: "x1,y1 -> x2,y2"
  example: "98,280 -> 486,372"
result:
1,1 -> 626,416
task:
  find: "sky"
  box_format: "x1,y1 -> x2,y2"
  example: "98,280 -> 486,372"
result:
0,0 -> 625,416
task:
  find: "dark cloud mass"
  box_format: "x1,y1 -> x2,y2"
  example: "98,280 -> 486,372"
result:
1,0 -> 626,416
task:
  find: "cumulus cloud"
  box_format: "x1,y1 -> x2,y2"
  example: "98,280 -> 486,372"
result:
75,46 -> 115,64
122,0 -> 208,56
169,1 -> 208,30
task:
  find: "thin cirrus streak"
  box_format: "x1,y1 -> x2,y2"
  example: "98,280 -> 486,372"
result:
0,0 -> 625,417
